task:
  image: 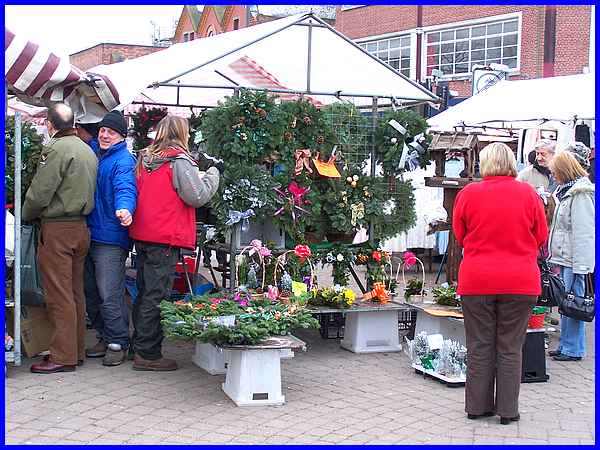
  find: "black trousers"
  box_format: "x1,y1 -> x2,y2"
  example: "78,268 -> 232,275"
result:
132,241 -> 180,360
462,294 -> 537,418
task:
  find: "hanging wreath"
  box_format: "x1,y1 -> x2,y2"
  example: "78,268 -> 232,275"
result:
200,90 -> 285,165
130,106 -> 168,151
374,109 -> 431,176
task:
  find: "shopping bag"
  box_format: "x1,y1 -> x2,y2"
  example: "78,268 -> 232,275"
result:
21,224 -> 45,306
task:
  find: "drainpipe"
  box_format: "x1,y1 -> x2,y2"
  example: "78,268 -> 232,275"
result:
415,5 -> 423,82
543,5 -> 557,77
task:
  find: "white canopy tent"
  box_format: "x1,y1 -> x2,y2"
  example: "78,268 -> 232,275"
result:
427,73 -> 595,132
82,13 -> 437,120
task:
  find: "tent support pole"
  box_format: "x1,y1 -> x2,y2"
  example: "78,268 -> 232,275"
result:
176,80 -> 180,106
13,112 -> 22,366
153,82 -> 433,103
228,88 -> 241,291
306,19 -> 313,93
369,97 -> 378,247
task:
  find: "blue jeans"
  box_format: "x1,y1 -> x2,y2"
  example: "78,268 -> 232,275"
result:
557,266 -> 586,358
84,242 -> 130,348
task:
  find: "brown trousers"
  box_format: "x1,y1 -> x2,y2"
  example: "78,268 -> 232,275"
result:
462,294 -> 537,417
38,220 -> 90,365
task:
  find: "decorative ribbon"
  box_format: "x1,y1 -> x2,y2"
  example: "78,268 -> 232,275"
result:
225,209 -> 255,232
294,244 -> 312,262
362,282 -> 390,304
274,182 -> 310,224
350,202 -> 365,226
294,149 -> 313,177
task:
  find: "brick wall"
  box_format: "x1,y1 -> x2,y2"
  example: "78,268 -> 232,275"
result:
173,8 -> 195,43
199,7 -> 224,37
336,5 -> 591,98
554,6 -> 591,75
335,6 -> 418,39
70,44 -> 165,71
223,5 -> 247,32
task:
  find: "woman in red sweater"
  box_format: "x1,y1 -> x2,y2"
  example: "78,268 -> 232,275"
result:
453,142 -> 547,425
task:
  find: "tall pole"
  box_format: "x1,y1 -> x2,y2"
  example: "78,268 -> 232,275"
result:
369,97 -> 378,245
13,112 -> 22,366
306,19 -> 313,93
228,89 -> 240,290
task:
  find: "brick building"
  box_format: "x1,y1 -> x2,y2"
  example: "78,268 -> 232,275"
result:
69,43 -> 166,71
171,5 -> 336,43
335,5 -> 593,98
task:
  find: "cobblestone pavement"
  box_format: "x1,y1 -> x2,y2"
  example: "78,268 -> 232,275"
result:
5,267 -> 595,445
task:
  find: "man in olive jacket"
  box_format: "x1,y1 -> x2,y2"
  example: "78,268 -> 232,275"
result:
23,103 -> 98,374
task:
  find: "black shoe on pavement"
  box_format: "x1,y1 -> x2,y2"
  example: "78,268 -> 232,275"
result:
500,414 -> 520,425
467,411 -> 495,420
548,349 -> 562,357
552,354 -> 582,361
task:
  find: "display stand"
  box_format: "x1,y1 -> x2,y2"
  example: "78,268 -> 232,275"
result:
412,362 -> 466,387
218,335 -> 306,406
192,342 -> 229,375
411,302 -> 466,346
311,303 -> 404,353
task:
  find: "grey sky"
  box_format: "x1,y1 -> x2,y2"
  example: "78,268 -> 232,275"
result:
5,5 -> 184,57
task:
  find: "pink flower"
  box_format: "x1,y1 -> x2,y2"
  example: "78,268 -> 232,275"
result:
267,285 -> 279,300
403,251 -> 417,268
294,245 -> 311,261
259,246 -> 272,258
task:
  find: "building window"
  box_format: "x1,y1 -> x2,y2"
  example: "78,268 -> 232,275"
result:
233,18 -> 239,30
183,32 -> 195,42
359,35 -> 411,77
425,17 -> 519,77
207,26 -> 215,37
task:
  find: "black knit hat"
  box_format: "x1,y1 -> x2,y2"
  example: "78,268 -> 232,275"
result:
98,110 -> 127,137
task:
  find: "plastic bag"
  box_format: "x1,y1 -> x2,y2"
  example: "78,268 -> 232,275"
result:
21,224 -> 44,306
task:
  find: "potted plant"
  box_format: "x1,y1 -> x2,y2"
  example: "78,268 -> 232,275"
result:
432,284 -> 460,308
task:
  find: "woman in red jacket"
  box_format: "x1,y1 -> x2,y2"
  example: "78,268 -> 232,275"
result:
129,115 -> 220,371
453,142 -> 547,425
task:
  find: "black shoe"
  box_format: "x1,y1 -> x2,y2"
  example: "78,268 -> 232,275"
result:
552,354 -> 582,361
467,411 -> 495,420
500,414 -> 520,425
548,349 -> 562,357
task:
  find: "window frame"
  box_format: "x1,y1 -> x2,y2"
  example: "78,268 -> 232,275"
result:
422,12 -> 522,80
357,34 -> 413,78
233,17 -> 240,30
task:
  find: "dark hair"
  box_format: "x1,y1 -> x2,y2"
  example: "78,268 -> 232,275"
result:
47,103 -> 74,131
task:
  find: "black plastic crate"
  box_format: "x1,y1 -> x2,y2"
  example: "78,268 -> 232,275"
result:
398,307 -> 417,340
317,312 -> 345,339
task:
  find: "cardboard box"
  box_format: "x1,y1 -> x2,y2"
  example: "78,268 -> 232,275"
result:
7,306 -> 54,358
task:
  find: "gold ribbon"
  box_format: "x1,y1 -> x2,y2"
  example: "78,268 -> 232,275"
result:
294,149 -> 313,177
362,282 -> 390,304
350,202 -> 365,226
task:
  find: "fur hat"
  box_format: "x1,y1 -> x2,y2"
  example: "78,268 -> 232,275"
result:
564,141 -> 591,169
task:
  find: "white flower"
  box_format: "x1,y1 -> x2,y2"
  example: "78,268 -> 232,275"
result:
333,284 -> 342,293
352,175 -> 359,182
391,137 -> 398,144
336,254 -> 344,262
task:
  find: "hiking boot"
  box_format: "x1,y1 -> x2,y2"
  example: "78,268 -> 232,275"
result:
102,344 -> 126,366
85,340 -> 107,358
132,354 -> 178,371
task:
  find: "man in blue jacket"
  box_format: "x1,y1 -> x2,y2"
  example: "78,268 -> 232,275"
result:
84,110 -> 137,366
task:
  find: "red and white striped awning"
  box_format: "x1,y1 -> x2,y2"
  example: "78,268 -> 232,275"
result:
228,55 -> 323,107
5,28 -> 119,115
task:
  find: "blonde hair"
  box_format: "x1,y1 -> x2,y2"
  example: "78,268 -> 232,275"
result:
137,115 -> 190,174
549,151 -> 588,184
479,142 -> 517,177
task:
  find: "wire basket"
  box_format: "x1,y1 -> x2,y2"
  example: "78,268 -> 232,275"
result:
273,250 -> 318,303
235,245 -> 267,299
395,256 -> 426,302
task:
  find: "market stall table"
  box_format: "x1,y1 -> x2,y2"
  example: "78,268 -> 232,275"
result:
410,301 -> 466,346
218,335 -> 306,406
310,302 -> 406,353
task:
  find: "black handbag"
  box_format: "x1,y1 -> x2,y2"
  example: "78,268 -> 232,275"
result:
537,260 -> 564,308
558,273 -> 595,322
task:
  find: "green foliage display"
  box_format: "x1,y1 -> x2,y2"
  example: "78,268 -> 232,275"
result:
432,284 -> 460,307
4,116 -> 44,208
316,244 -> 356,286
404,277 -> 424,300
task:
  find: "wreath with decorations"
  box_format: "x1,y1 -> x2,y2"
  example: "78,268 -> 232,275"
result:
130,105 -> 168,151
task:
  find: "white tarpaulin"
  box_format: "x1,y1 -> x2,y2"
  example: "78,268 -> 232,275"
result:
427,73 -> 595,131
85,13 -> 437,118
